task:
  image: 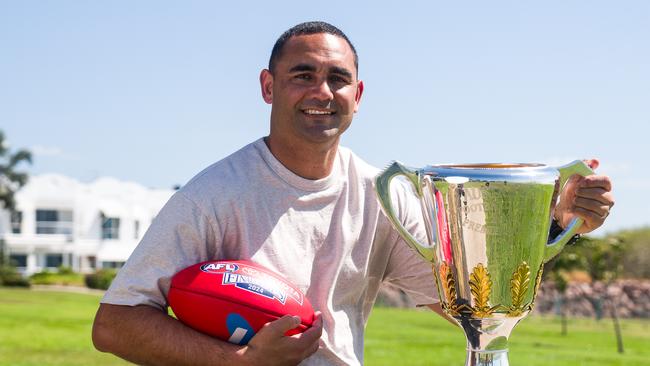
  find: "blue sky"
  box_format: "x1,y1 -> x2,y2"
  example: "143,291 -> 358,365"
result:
1,1 -> 648,235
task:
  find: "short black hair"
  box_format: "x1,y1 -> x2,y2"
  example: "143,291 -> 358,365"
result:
268,21 -> 358,75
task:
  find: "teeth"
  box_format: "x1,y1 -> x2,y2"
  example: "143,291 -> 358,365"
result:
304,109 -> 333,115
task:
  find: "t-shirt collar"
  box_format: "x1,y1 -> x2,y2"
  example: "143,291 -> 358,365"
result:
254,138 -> 341,192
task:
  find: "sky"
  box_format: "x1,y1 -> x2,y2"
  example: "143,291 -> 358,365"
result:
1,1 -> 648,235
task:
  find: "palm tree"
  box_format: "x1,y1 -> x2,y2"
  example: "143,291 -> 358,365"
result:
0,130 -> 32,267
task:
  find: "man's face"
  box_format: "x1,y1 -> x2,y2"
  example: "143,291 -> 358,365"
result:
260,33 -> 363,146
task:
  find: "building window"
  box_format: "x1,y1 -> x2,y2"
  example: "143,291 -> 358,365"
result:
36,209 -> 73,235
102,216 -> 120,239
9,254 -> 27,268
87,256 -> 97,269
101,261 -> 124,269
10,211 -> 22,234
134,220 -> 140,239
45,254 -> 63,268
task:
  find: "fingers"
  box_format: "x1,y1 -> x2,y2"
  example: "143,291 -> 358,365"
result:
265,315 -> 302,337
575,187 -> 615,207
293,312 -> 323,358
297,312 -> 322,344
556,166 -> 614,234
243,313 -> 322,365
573,174 -> 615,215
286,312 -> 323,360
579,174 -> 612,191
572,180 -> 614,233
573,207 -> 608,233
574,197 -> 612,218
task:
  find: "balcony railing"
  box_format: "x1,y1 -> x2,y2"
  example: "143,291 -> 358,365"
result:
35,221 -> 73,235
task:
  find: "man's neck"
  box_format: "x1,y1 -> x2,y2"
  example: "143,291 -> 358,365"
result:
264,136 -> 339,180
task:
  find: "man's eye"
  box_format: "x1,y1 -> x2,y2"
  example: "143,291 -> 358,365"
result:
329,75 -> 349,84
295,74 -> 312,80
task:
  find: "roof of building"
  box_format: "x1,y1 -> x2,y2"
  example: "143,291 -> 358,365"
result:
14,174 -> 174,217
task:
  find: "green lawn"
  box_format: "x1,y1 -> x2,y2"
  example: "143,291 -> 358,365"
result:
366,307 -> 650,366
0,288 -> 128,366
1,288 -> 648,365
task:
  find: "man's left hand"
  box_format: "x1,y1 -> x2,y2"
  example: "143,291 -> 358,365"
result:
554,159 -> 615,234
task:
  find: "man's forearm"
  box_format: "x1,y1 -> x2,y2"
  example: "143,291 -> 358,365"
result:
92,303 -> 245,365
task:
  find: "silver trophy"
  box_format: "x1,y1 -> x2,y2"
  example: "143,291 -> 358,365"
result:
375,161 -> 593,366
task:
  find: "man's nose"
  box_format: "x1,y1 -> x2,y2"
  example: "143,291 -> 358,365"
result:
309,79 -> 334,102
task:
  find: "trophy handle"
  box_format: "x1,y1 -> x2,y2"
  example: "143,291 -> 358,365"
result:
543,160 -> 595,262
375,161 -> 434,262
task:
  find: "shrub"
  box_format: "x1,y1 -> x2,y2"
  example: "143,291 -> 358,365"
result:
57,266 -> 75,275
30,268 -> 84,286
0,265 -> 30,287
29,270 -> 52,284
85,269 -> 117,290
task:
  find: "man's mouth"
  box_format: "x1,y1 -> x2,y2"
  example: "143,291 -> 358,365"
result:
302,109 -> 335,115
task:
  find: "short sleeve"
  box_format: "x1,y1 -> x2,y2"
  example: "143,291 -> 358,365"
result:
384,240 -> 439,306
100,191 -> 219,310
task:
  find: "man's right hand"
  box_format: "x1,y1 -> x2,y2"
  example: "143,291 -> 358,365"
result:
240,312 -> 323,366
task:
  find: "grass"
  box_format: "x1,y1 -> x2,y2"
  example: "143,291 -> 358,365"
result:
366,307 -> 650,366
0,288 -> 128,366
1,288 -> 648,365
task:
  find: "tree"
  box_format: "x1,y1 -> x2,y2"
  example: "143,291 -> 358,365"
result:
546,236 -> 626,352
614,227 -> 650,279
544,244 -> 582,335
0,131 -> 32,212
578,236 -> 624,283
0,130 -> 32,268
576,236 -> 625,353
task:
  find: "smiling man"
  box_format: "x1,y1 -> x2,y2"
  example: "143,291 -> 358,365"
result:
92,21 -> 614,366
261,29 -> 363,180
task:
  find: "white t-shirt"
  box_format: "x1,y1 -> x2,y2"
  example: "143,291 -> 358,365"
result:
102,138 -> 438,365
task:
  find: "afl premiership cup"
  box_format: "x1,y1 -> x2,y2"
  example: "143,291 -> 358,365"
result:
375,160 -> 593,366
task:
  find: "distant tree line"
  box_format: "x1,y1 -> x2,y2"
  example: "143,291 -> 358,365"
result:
543,227 -> 650,353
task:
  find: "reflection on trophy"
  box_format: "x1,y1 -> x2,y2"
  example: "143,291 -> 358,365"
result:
375,161 -> 593,366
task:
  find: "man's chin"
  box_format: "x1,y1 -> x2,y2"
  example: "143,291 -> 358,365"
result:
300,128 -> 341,144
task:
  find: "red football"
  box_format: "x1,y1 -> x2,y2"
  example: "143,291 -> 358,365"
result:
168,260 -> 315,345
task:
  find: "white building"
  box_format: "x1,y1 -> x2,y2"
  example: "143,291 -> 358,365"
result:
0,174 -> 174,275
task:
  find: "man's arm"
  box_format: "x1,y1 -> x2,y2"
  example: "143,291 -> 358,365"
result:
92,303 -> 322,366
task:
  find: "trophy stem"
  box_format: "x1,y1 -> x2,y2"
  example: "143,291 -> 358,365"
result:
465,349 -> 509,366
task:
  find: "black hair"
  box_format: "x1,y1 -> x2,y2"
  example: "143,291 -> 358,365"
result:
268,21 -> 358,75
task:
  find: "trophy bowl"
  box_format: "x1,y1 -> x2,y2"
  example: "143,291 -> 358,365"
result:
375,161 -> 593,366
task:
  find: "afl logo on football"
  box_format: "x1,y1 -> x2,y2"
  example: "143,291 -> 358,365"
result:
200,262 -> 239,273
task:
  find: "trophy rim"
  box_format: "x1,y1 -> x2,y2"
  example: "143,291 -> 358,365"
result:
434,163 -> 546,169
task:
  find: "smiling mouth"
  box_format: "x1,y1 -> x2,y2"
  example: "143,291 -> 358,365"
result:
302,109 -> 335,115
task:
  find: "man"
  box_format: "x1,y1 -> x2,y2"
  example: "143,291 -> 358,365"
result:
92,21 -> 614,365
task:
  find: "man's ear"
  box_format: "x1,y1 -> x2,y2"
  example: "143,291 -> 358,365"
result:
354,80 -> 364,113
260,69 -> 273,104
